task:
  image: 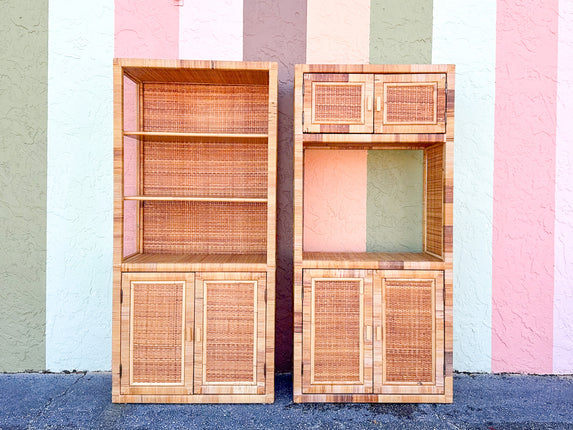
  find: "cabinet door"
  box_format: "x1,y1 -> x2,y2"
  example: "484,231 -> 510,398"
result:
194,272 -> 266,395
303,74 -> 374,133
374,74 -> 446,133
120,272 -> 194,396
374,270 -> 444,395
302,269 -> 373,394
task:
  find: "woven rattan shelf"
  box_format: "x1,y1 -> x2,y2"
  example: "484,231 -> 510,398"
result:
113,58 -> 277,404
293,64 -> 454,404
302,252 -> 445,270
122,253 -> 267,272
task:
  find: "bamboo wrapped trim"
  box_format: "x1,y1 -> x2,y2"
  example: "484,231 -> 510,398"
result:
125,196 -> 267,203
124,132 -> 268,139
302,134 -> 445,145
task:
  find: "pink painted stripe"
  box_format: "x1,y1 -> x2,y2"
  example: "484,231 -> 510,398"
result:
492,0 -> 558,373
553,0 -> 573,374
115,0 -> 179,58
303,150 -> 367,252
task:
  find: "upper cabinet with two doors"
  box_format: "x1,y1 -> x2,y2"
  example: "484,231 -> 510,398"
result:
303,71 -> 446,134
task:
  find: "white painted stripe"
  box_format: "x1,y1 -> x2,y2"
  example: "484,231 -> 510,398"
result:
179,0 -> 243,60
554,0 -> 573,374
306,0 -> 370,64
46,0 -> 114,371
432,0 -> 496,372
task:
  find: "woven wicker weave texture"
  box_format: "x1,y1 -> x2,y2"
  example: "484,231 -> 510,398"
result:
384,279 -> 433,383
312,279 -> 362,383
143,83 -> 268,134
204,281 -> 256,384
131,282 -> 183,384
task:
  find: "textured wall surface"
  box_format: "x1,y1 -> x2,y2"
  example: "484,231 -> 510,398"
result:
366,151 -> 423,252
306,0 -> 370,63
2,0 -> 572,374
492,0 -> 558,373
243,0 -> 307,371
46,0 -> 114,371
432,0 -> 496,372
554,0 -> 573,373
115,0 -> 179,59
370,0 -> 433,64
303,150 -> 367,252
181,0 -> 242,60
0,0 -> 48,371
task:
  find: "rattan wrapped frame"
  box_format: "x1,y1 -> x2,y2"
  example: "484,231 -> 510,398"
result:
112,59 -> 277,404
293,64 -> 454,403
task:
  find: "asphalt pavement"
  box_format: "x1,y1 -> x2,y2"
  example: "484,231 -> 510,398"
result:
1,372 -> 572,429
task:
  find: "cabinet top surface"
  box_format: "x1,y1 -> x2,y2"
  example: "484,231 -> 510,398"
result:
296,64 -> 454,75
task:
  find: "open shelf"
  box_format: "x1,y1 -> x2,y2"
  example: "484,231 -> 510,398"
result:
303,133 -> 445,148
122,253 -> 267,272
302,251 -> 444,270
124,131 -> 268,140
124,196 -> 267,203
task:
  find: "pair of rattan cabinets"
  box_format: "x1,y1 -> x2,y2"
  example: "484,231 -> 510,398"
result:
112,59 -> 454,404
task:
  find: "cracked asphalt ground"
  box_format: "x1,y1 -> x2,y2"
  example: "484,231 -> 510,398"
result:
1,373 -> 573,429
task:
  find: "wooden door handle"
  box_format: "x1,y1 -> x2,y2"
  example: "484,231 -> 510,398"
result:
376,97 -> 381,112
365,325 -> 372,341
376,326 -> 382,341
196,327 -> 201,343
186,326 -> 193,342
367,96 -> 373,111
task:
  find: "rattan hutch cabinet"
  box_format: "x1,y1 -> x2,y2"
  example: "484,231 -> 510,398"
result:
293,64 -> 454,403
113,59 -> 277,403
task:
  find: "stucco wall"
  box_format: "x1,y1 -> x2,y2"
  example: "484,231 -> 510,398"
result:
0,0 -> 48,371
1,0 -> 572,375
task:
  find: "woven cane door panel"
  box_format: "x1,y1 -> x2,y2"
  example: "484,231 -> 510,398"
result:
142,83 -> 268,134
194,273 -> 266,395
120,273 -> 194,396
303,74 -> 374,133
302,270 -> 373,394
375,270 -> 444,395
374,74 -> 446,134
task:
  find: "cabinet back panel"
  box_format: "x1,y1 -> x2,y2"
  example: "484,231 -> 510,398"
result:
142,201 -> 267,254
142,139 -> 267,199
142,83 -> 269,134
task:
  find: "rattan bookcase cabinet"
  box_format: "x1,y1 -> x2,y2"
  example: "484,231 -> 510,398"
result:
293,64 -> 454,403
113,59 -> 277,403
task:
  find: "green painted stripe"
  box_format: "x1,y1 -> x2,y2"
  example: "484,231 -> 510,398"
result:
369,0 -> 433,64
366,150 -> 424,253
367,0 -> 431,254
0,0 -> 48,371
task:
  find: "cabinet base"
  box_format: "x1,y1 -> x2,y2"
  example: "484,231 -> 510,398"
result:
112,394 -> 274,404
